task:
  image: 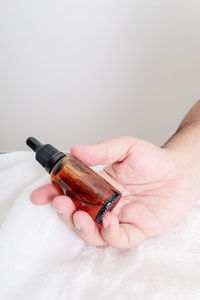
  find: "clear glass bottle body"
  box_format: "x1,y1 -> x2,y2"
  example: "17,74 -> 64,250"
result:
51,154 -> 121,223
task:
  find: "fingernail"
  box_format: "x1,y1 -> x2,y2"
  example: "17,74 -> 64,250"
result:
56,209 -> 63,215
74,221 -> 82,232
102,217 -> 109,229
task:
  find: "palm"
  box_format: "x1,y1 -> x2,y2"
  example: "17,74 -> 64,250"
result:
99,140 -> 198,239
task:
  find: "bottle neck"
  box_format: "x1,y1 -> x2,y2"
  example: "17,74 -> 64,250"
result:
26,137 -> 66,173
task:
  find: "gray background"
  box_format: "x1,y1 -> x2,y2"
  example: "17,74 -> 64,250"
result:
0,0 -> 200,152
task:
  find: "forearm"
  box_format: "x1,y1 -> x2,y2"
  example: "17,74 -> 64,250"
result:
163,100 -> 200,190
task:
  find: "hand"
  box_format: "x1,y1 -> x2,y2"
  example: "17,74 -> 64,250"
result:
30,136 -> 199,249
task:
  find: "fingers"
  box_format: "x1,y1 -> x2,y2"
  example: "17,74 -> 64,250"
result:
100,211 -> 146,249
72,211 -> 106,246
53,196 -> 107,246
30,183 -> 62,205
70,136 -> 137,166
31,184 -> 160,249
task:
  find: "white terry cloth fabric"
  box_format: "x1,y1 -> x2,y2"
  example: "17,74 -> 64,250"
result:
0,151 -> 200,300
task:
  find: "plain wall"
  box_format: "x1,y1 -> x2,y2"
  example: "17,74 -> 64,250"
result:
0,0 -> 200,152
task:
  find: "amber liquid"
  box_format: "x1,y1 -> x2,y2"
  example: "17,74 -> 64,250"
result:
51,155 -> 121,223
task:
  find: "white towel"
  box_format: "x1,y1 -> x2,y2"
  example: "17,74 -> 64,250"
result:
0,152 -> 200,300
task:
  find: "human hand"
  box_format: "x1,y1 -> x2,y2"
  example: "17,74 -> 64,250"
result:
31,136 -> 199,249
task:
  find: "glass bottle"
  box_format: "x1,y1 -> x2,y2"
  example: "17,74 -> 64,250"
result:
26,137 -> 122,224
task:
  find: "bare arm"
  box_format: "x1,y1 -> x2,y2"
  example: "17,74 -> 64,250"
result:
164,100 -> 200,193
30,101 -> 200,249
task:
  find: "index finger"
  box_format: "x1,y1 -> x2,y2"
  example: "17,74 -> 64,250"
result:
30,183 -> 62,205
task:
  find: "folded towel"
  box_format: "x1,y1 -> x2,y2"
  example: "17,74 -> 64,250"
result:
0,152 -> 200,300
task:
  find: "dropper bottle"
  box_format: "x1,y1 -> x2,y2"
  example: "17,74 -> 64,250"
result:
26,137 -> 122,224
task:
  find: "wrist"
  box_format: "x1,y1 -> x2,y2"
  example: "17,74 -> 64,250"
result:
163,127 -> 200,197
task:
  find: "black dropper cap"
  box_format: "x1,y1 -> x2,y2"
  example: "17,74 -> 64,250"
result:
26,137 -> 66,173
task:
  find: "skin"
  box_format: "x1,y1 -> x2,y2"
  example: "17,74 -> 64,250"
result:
31,101 -> 200,249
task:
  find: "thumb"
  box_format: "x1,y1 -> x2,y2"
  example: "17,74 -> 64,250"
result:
70,136 -> 137,166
